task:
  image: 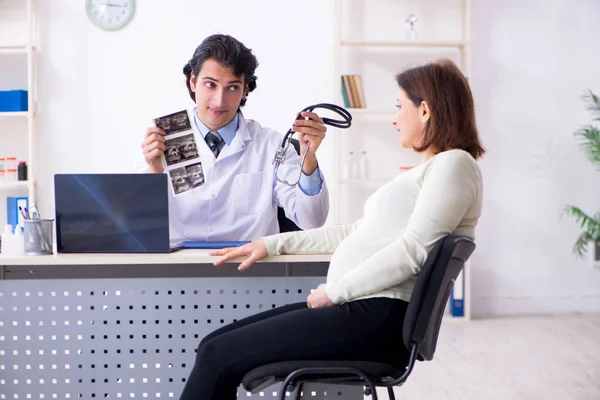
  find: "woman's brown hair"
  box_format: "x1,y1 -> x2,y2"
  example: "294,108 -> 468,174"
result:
395,59 -> 485,159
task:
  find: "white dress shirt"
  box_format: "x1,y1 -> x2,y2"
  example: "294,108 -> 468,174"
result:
135,109 -> 329,242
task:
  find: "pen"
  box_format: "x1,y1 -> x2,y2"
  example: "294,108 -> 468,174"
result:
20,206 -> 30,220
18,206 -> 28,220
30,204 -> 41,220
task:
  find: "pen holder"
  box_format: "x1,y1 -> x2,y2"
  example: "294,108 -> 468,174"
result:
24,218 -> 54,255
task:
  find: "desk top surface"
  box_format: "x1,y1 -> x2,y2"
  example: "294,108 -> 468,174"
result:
0,251 -> 332,266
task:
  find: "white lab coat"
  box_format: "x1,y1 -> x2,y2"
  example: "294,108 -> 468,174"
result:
136,110 -> 329,242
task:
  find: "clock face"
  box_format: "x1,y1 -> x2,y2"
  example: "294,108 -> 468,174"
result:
86,0 -> 135,31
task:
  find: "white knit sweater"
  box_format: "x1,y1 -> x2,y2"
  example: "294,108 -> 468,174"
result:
262,149 -> 483,304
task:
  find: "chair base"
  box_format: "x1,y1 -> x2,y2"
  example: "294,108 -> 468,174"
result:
242,359 -> 411,400
388,386 -> 396,400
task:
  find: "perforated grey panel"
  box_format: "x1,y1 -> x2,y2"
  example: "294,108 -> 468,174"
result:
0,277 -> 362,399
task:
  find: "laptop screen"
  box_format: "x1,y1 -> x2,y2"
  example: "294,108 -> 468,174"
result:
54,174 -> 171,253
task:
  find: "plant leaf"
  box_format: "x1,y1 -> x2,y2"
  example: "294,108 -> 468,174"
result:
583,90 -> 600,120
573,231 -> 594,257
563,205 -> 600,256
574,125 -> 600,166
564,91 -> 600,258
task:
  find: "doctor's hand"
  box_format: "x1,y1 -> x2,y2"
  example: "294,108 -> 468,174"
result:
142,127 -> 166,173
211,240 -> 268,271
292,111 -> 327,175
307,284 -> 335,309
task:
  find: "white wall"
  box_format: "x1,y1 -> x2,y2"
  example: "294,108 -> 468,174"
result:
5,0 -> 600,316
34,0 -> 337,214
469,0 -> 600,315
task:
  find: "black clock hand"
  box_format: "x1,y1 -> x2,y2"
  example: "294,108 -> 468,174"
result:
97,2 -> 125,7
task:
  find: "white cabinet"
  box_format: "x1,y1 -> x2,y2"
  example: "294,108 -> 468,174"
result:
0,0 -> 38,225
332,0 -> 471,224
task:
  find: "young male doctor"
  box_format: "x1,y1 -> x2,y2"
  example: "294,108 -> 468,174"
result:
139,34 -> 330,242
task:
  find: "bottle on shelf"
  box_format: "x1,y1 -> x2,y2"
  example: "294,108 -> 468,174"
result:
1,224 -> 15,256
344,151 -> 358,180
5,169 -> 17,181
358,150 -> 369,179
17,161 -> 28,181
14,226 -> 25,255
5,157 -> 17,181
5,157 -> 16,170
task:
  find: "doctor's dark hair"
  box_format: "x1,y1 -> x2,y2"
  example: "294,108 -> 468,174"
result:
395,59 -> 485,159
183,34 -> 258,107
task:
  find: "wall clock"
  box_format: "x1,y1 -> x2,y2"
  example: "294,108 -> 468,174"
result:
86,0 -> 135,31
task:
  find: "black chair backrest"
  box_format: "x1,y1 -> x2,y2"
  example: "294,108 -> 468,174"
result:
277,139 -> 302,233
402,235 -> 475,361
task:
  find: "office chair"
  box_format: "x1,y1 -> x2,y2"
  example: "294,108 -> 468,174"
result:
241,235 -> 476,400
277,138 -> 302,233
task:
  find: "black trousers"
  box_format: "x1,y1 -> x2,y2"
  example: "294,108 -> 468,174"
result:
179,297 -> 410,400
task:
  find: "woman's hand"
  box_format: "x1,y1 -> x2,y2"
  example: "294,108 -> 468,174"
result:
210,240 -> 268,271
307,284 -> 335,309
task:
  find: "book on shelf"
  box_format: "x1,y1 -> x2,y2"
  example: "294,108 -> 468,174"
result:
341,76 -> 351,108
354,76 -> 366,109
341,75 -> 367,108
348,75 -> 360,108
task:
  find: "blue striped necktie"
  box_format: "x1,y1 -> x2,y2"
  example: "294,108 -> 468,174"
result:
205,130 -> 224,158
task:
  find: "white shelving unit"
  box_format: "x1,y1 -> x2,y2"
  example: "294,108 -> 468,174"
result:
0,0 -> 38,224
0,111 -> 29,117
332,0 -> 471,225
343,108 -> 396,115
332,0 -> 472,319
0,182 -> 30,190
0,46 -> 29,55
340,40 -> 465,49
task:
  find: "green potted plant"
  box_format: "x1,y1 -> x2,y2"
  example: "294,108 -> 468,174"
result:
564,90 -> 600,256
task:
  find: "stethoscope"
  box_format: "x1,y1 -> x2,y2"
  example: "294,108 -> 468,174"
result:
273,103 -> 353,186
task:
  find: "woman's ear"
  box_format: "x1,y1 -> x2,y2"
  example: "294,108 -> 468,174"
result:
190,72 -> 197,93
420,100 -> 430,124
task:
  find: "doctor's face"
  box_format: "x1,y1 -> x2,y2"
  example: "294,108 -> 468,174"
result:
190,58 -> 248,131
392,88 -> 428,149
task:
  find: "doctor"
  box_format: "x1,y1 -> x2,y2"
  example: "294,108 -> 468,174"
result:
139,34 -> 330,242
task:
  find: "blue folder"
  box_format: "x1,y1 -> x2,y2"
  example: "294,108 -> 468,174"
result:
450,269 -> 465,317
179,241 -> 250,249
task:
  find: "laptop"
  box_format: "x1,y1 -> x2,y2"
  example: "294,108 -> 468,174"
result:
54,174 -> 248,253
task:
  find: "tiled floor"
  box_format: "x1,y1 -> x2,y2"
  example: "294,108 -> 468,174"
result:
386,313 -> 600,400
